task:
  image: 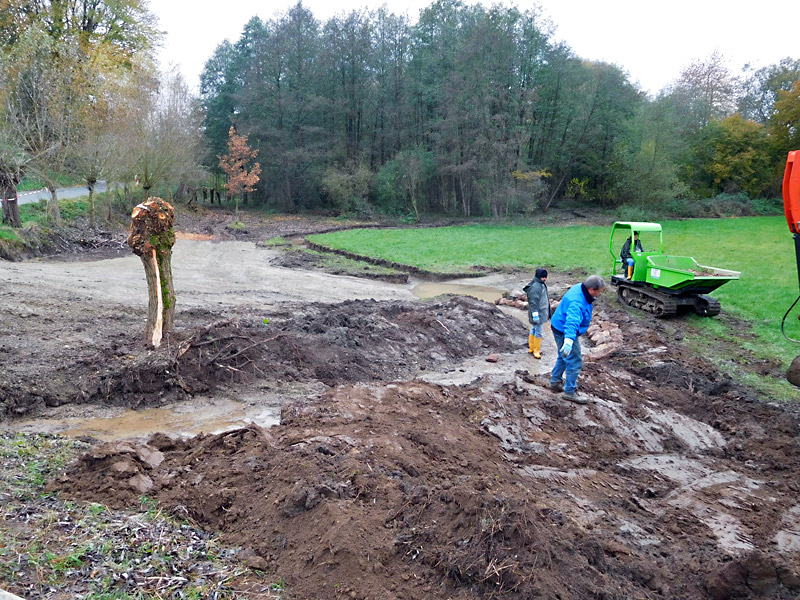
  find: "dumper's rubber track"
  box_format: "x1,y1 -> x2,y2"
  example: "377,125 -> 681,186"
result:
615,282 -> 721,318
694,294 -> 721,317
616,284 -> 678,317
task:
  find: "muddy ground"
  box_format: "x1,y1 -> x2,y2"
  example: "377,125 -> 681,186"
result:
1,206 -> 799,599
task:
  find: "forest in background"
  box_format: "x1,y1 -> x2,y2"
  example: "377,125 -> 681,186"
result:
199,1 -> 800,218
1,0 -> 799,224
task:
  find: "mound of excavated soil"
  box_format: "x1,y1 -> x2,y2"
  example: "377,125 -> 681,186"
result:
0,294 -> 521,416
53,305 -> 800,600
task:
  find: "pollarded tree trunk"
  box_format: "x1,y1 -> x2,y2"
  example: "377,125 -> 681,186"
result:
1,183 -> 22,228
126,197 -> 176,348
1,198 -> 21,227
1,200 -> 21,228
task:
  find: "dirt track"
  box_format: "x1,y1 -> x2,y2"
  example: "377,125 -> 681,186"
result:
1,211 -> 799,599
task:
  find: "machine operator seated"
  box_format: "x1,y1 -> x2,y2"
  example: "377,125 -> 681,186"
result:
620,231 -> 643,279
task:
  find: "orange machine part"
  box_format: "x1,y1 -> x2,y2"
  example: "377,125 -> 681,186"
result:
784,150 -> 800,234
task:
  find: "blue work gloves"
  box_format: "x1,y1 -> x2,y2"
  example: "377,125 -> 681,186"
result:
560,338 -> 574,358
532,311 -> 540,324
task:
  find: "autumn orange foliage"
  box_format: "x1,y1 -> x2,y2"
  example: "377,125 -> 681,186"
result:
218,127 -> 262,197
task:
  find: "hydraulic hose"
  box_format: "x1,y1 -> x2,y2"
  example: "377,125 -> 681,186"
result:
781,295 -> 800,343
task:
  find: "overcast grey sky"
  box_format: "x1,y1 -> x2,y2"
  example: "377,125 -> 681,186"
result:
152,0 -> 797,96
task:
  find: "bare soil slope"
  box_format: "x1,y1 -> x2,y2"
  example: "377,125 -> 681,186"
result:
2,208 -> 799,599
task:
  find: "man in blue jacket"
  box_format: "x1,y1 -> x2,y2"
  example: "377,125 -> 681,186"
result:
549,275 -> 606,404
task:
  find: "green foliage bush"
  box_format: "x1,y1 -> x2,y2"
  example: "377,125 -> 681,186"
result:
612,205 -> 651,222
749,196 -> 784,215
321,165 -> 373,215
687,193 -> 783,218
373,160 -> 405,215
616,192 -> 783,221
505,170 -> 550,216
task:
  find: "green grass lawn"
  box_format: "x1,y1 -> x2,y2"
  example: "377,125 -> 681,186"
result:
311,217 -> 800,399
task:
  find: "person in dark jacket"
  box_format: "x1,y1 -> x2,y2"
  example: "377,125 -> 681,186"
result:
523,268 -> 549,358
549,275 -> 606,404
620,231 -> 643,279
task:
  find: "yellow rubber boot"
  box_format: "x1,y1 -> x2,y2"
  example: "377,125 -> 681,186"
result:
528,335 -> 536,354
532,336 -> 542,359
627,265 -> 634,279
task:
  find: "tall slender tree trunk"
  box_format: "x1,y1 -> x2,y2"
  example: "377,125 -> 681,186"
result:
542,90 -> 599,212
458,176 -> 469,217
87,180 -> 97,229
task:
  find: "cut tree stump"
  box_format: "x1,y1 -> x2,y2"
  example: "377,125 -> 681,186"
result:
127,197 -> 176,348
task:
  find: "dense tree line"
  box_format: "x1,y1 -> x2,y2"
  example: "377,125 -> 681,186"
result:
201,1 -> 800,217
2,0 -> 798,223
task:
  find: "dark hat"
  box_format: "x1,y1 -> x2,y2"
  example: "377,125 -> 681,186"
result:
535,268 -> 548,279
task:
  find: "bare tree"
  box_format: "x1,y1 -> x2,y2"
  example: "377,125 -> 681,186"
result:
69,54 -> 131,228
670,50 -> 737,132
115,68 -> 205,201
2,27 -> 83,224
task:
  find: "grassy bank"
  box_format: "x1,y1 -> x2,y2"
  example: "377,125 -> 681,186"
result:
0,195 -> 110,243
310,217 -> 800,399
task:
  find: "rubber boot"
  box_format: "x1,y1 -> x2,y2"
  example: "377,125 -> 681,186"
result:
532,336 -> 542,359
627,265 -> 633,279
528,335 -> 536,354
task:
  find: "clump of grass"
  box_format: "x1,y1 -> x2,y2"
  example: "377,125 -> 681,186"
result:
0,432 -> 88,501
262,236 -> 291,247
59,198 -> 91,220
298,247 -> 401,276
316,250 -> 396,274
0,226 -> 20,241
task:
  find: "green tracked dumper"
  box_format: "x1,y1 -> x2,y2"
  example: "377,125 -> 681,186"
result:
609,221 -> 740,317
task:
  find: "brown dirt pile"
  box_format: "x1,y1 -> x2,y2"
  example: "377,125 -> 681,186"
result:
53,308 -> 800,599
0,295 -> 519,416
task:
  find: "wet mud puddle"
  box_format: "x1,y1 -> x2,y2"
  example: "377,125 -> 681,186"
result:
7,392 -> 282,442
412,281 -> 506,304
